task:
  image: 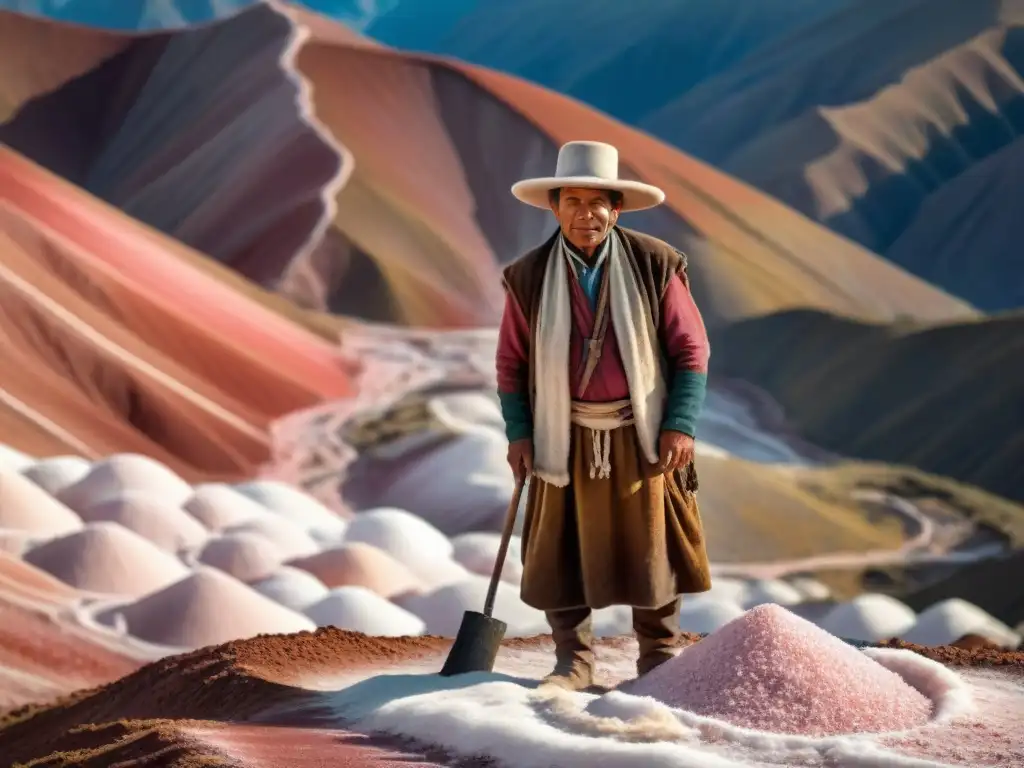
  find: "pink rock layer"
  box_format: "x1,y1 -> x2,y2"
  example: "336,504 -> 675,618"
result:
628,604 -> 933,736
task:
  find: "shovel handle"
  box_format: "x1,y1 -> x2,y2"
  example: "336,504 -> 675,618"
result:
482,477 -> 526,618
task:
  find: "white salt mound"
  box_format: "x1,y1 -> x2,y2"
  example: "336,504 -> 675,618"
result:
787,576 -> 832,601
76,493 -> 208,552
903,598 -> 1021,648
24,522 -> 189,596
101,566 -> 315,648
0,467 -> 83,536
740,578 -> 803,608
345,507 -> 465,587
21,455 -> 92,495
819,593 -> 918,643
196,532 -> 284,582
183,483 -> 275,530
396,576 -> 547,637
288,542 -> 422,599
224,517 -> 320,560
587,602 -> 742,638
0,444 -> 33,470
592,605 -> 634,637
232,480 -> 347,537
678,598 -> 746,634
624,604 -> 933,736
251,566 -> 330,611
371,431 -> 515,535
450,532 -> 523,584
700,576 -> 749,604
305,586 -> 426,637
58,454 -> 193,513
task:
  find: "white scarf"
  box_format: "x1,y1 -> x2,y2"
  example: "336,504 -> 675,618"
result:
532,231 -> 665,487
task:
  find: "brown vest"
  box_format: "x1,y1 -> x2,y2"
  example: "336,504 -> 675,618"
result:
501,226 -> 687,407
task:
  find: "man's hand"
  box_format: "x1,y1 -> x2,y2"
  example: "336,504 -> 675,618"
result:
658,430 -> 694,474
507,438 -> 534,483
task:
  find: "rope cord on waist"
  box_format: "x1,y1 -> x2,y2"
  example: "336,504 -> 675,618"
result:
589,428 -> 613,479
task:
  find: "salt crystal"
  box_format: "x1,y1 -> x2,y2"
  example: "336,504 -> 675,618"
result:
626,604 -> 933,735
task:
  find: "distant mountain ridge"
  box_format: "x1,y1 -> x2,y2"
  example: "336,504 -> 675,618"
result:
349,0 -> 1024,311
364,0 -> 854,124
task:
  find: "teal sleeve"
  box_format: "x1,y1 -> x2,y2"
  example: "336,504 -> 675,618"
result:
498,390 -> 533,442
661,371 -> 707,438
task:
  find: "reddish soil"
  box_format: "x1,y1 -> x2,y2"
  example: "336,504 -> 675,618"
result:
11,720 -> 454,767
12,719 -> 237,767
0,628 -> 447,765
874,637 -> 1024,672
951,633 -> 1006,652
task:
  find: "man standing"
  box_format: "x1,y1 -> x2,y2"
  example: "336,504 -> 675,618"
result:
496,141 -> 712,691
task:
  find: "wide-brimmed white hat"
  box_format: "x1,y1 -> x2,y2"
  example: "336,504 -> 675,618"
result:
511,141 -> 665,212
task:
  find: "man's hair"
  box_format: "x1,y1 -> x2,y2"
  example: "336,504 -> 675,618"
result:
548,187 -> 624,209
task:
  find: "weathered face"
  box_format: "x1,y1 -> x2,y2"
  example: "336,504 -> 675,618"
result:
550,186 -> 621,253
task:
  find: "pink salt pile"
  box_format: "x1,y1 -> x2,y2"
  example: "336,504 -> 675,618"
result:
23,522 -> 190,596
224,517 -> 320,560
58,454 -> 193,513
196,532 -> 284,582
627,604 -> 933,736
183,483 -> 277,531
0,467 -> 83,536
78,494 -> 208,552
99,567 -> 315,648
287,542 -> 421,598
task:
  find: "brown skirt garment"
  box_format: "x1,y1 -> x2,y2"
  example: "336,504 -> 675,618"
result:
519,423 -> 711,611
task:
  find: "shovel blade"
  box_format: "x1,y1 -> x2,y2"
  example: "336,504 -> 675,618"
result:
439,610 -> 508,677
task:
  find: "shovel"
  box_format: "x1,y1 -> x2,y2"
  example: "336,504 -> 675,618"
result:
439,476 -> 527,676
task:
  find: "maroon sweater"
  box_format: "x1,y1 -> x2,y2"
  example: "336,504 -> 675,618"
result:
496,256 -> 710,439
